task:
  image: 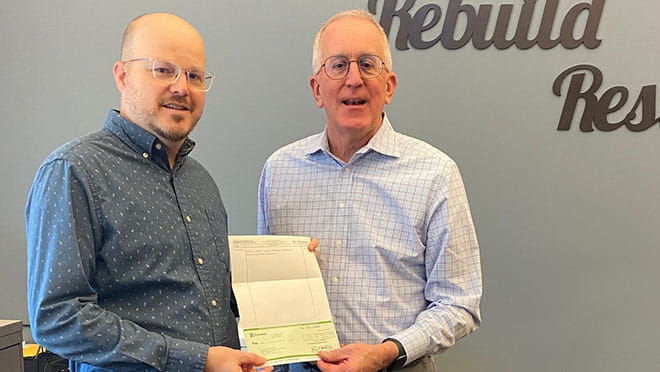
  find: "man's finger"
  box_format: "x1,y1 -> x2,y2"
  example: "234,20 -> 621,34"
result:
238,351 -> 267,366
308,238 -> 320,258
318,349 -> 346,363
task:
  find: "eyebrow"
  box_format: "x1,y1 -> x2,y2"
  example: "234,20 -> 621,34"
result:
328,53 -> 378,59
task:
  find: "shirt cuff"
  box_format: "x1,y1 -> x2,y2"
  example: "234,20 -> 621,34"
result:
163,335 -> 209,372
389,327 -> 427,367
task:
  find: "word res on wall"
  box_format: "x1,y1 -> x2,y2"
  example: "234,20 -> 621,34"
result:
367,0 -> 659,132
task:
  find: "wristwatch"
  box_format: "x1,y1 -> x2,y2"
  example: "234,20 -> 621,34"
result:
384,338 -> 407,370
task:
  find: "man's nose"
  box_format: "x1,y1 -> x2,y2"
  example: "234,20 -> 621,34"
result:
344,61 -> 364,86
169,72 -> 190,95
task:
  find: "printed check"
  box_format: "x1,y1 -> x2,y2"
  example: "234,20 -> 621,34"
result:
229,235 -> 340,366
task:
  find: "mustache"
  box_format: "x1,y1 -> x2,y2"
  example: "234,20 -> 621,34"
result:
159,96 -> 192,109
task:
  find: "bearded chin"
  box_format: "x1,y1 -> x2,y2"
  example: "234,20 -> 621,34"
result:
153,126 -> 188,142
149,114 -> 198,142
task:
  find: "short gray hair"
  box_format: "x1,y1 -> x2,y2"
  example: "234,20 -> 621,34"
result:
311,9 -> 392,74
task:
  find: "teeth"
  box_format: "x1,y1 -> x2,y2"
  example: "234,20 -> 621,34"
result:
164,103 -> 186,110
343,99 -> 365,105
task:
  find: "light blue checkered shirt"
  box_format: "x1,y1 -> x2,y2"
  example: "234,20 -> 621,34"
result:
257,114 -> 482,364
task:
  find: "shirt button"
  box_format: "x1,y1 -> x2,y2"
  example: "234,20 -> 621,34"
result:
331,277 -> 339,283
335,240 -> 342,246
339,202 -> 345,208
155,143 -> 162,150
343,167 -> 350,174
142,152 -> 149,158
211,300 -> 217,306
185,215 -> 192,222
197,258 -> 204,265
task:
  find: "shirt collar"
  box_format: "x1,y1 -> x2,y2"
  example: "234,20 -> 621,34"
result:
103,110 -> 196,168
304,113 -> 400,159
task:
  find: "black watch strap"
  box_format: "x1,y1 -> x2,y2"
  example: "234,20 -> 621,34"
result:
384,338 -> 407,370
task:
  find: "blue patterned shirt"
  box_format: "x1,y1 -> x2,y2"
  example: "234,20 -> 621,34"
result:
26,110 -> 239,371
257,115 -> 482,365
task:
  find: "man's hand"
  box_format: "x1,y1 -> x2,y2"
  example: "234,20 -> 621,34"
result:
308,238 -> 320,258
316,342 -> 399,372
204,346 -> 273,372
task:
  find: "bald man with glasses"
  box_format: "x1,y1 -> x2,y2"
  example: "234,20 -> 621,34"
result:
26,13 -> 270,372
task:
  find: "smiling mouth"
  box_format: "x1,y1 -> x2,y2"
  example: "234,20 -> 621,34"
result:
162,103 -> 189,111
342,99 -> 366,106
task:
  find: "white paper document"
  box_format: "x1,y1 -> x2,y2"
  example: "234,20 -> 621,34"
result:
229,235 -> 340,366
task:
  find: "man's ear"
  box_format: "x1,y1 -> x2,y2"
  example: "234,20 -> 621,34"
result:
113,61 -> 127,92
384,71 -> 397,105
310,75 -> 324,108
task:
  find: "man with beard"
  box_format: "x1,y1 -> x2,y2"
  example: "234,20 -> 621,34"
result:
26,13 -> 270,372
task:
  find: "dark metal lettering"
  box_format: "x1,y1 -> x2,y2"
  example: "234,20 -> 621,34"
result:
553,64 -> 602,132
409,4 -> 442,49
560,0 -> 604,49
369,0 -> 415,50
370,0 -> 604,50
512,0 -> 537,50
489,5 -> 515,49
469,4 -> 495,49
441,0 -> 477,49
536,0 -> 561,49
623,86 -> 660,132
553,64 -> 659,132
593,87 -> 627,131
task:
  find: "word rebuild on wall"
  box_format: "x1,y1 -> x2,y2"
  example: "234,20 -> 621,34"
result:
367,0 -> 659,132
367,0 -> 603,50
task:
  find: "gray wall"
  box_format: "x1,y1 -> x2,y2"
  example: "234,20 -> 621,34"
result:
2,1 -> 659,371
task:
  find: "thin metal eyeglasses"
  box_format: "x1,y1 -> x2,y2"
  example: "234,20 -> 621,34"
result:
318,54 -> 386,80
123,58 -> 215,92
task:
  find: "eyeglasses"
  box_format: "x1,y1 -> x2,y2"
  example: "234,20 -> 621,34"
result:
319,54 -> 386,80
123,58 -> 215,92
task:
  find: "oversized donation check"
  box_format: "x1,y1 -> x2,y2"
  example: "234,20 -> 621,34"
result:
229,235 -> 340,366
